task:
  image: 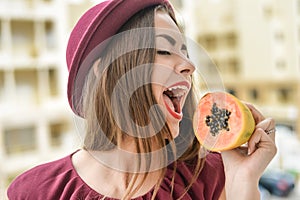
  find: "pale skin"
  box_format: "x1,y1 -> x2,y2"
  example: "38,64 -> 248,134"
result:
219,104 -> 277,200
151,11 -> 195,138
72,10 -> 277,199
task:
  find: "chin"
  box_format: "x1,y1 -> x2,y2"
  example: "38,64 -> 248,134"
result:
169,123 -> 180,138
172,132 -> 179,139
164,111 -> 180,136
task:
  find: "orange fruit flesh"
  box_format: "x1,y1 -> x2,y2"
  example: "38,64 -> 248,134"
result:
193,92 -> 255,152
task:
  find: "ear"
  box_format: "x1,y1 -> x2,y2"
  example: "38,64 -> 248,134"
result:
93,58 -> 101,77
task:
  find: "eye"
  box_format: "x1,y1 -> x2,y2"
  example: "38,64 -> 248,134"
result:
156,50 -> 171,55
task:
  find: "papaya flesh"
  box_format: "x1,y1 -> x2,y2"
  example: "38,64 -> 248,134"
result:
193,92 -> 255,152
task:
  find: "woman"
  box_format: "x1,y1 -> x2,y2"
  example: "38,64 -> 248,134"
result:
7,0 -> 277,199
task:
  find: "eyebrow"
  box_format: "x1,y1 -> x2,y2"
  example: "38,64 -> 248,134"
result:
156,34 -> 187,51
156,34 -> 176,46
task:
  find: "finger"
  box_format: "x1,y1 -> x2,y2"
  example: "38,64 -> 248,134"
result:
244,102 -> 265,124
256,118 -> 275,130
247,128 -> 264,155
256,118 -> 276,141
247,127 -> 276,155
248,127 -> 277,173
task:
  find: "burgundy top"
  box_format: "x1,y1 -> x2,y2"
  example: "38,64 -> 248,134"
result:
7,151 -> 225,200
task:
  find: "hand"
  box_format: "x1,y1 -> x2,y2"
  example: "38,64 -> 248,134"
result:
220,103 -> 277,200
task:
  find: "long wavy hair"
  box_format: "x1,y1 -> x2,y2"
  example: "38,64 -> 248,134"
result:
81,4 -> 205,200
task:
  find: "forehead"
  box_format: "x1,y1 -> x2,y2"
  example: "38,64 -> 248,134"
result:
154,11 -> 181,35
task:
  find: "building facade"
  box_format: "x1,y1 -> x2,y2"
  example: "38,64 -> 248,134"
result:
173,0 -> 300,137
1,0 -> 300,198
0,0 -> 95,198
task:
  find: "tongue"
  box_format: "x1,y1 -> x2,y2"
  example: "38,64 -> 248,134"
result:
172,97 -> 181,113
163,94 -> 175,112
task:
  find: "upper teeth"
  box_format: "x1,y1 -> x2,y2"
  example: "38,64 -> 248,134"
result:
166,85 -> 188,97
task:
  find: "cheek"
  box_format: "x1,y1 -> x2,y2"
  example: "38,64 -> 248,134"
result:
152,64 -> 164,84
151,65 -> 166,102
151,84 -> 160,103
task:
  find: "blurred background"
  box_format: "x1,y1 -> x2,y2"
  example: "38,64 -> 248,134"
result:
0,0 -> 299,199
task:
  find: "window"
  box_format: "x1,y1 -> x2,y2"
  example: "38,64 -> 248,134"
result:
249,89 -> 259,100
277,88 -> 292,103
224,32 -> 237,48
198,34 -> 217,51
49,68 -> 58,96
227,88 -> 237,97
4,126 -> 36,155
15,69 -> 38,104
11,20 -> 35,57
227,58 -> 240,74
262,2 -> 273,19
50,122 -> 68,147
0,70 -> 4,102
45,21 -> 56,50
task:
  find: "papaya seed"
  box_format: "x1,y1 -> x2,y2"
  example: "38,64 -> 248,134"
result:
205,103 -> 231,136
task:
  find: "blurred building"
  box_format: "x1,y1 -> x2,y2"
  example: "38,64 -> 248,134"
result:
1,0 -> 300,198
172,0 -> 300,137
0,0 -> 95,198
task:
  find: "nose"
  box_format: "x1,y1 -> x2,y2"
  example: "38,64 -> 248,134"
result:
174,55 -> 195,76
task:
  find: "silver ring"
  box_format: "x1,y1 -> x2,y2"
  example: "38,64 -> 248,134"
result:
265,128 -> 276,135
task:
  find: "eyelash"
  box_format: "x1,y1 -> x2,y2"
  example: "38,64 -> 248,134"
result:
156,50 -> 171,55
156,49 -> 190,59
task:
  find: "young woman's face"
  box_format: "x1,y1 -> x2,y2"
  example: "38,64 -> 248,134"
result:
152,11 -> 195,138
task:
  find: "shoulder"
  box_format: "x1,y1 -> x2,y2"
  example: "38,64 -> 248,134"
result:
7,151 -> 94,200
203,151 -> 224,173
7,153 -> 72,199
168,151 -> 224,181
161,152 -> 225,200
199,152 -> 225,190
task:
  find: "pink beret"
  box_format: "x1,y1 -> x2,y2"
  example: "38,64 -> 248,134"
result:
66,0 -> 173,116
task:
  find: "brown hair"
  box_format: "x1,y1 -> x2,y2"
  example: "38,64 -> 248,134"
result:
81,4 -> 205,200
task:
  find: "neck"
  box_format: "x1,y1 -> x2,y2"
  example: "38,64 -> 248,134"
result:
72,149 -> 162,199
89,144 -> 167,173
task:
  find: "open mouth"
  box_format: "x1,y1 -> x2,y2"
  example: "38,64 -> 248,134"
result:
163,83 -> 189,119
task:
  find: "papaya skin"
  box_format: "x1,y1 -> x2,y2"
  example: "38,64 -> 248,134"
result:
193,92 -> 256,152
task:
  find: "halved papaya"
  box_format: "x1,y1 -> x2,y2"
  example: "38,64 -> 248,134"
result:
193,92 -> 255,152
